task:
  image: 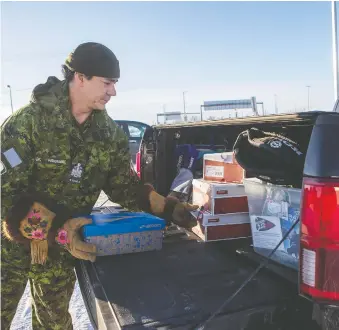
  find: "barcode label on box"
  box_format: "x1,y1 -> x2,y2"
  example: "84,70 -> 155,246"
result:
205,165 -> 224,178
302,248 -> 316,287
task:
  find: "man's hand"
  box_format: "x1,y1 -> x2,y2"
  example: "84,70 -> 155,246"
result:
149,190 -> 198,229
172,202 -> 199,229
56,217 -> 97,262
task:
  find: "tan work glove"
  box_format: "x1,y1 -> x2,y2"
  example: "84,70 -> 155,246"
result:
172,202 -> 199,229
56,217 -> 97,262
149,190 -> 199,229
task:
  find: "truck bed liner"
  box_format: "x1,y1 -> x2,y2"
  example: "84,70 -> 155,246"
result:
75,229 -> 317,330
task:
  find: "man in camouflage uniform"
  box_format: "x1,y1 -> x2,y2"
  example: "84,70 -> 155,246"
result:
1,42 -> 197,329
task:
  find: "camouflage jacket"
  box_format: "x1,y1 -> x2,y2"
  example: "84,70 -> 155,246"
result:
1,76 -> 143,219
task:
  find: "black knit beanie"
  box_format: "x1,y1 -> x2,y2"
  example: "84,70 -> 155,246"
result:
65,42 -> 120,79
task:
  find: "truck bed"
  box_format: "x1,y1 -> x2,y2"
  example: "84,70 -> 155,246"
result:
75,227 -> 318,330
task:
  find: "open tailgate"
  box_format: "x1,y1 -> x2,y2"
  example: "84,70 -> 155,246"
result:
75,228 -> 315,330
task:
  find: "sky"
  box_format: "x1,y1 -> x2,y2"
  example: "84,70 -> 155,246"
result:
0,0 -> 337,125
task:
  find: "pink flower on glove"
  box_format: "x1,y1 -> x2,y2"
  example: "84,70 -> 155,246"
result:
28,210 -> 42,225
56,229 -> 69,245
28,210 -> 40,218
31,229 -> 45,240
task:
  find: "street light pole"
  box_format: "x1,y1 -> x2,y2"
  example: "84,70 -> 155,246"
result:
332,0 -> 339,101
306,85 -> 311,110
274,94 -> 278,114
7,85 -> 14,114
182,91 -> 187,122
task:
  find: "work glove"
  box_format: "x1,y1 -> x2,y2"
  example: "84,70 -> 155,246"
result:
172,201 -> 199,228
148,189 -> 199,229
56,217 -> 97,262
2,194 -> 95,264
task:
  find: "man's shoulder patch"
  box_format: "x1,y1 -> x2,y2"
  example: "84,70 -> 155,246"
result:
3,148 -> 22,168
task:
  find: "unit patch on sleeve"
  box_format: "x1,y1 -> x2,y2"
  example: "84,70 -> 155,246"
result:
3,148 -> 22,168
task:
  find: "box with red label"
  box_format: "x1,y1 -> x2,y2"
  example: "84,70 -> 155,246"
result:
190,210 -> 251,242
192,179 -> 249,215
203,152 -> 244,183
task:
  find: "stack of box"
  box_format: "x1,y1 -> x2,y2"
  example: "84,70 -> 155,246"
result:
190,152 -> 251,242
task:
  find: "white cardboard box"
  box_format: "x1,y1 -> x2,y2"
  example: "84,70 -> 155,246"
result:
190,210 -> 251,242
192,179 -> 249,215
191,210 -> 250,227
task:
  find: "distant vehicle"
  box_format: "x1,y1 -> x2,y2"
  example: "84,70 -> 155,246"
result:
114,120 -> 151,169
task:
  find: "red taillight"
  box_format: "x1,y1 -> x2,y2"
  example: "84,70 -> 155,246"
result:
136,151 -> 141,178
299,177 -> 339,302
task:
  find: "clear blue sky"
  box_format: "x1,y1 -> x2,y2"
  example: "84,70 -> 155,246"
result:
1,1 -> 336,124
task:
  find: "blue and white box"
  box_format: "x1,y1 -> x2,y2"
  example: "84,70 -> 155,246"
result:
82,209 -> 166,256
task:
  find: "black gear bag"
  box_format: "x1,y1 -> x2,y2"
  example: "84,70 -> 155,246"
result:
233,127 -> 306,187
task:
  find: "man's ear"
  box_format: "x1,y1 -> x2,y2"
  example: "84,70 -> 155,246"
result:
74,72 -> 85,86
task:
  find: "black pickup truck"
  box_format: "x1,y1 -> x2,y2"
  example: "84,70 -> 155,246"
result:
76,110 -> 339,330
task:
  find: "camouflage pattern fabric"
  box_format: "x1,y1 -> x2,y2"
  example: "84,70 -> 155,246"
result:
1,238 -> 75,330
1,76 -> 143,328
1,76 -> 142,221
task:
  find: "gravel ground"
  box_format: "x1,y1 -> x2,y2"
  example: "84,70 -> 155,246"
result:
10,191 -> 116,330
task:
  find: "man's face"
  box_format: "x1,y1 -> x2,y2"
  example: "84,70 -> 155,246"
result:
77,74 -> 117,111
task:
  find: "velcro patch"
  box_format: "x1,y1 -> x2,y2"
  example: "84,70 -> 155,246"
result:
3,148 -> 22,168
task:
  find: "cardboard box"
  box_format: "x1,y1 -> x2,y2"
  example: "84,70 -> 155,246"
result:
192,209 -> 250,226
190,210 -> 251,242
203,152 -> 244,183
192,179 -> 249,215
82,212 -> 166,256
